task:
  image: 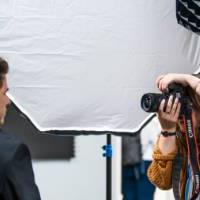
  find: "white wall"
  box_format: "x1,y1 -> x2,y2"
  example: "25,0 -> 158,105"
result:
154,189 -> 175,200
112,136 -> 123,200
33,135 -> 122,200
33,136 -> 106,200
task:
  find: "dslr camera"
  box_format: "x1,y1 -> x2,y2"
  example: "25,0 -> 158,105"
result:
141,83 -> 188,114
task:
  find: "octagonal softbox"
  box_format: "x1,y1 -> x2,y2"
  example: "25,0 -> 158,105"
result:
0,0 -> 199,134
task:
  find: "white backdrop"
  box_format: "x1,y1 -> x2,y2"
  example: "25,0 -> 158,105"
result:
0,0 -> 199,132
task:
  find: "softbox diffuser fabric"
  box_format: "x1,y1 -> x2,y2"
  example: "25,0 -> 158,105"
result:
0,0 -> 199,133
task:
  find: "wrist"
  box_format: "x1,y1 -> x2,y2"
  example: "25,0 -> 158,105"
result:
161,127 -> 176,132
182,74 -> 191,86
194,77 -> 200,93
158,135 -> 177,155
160,130 -> 176,137
187,74 -> 200,91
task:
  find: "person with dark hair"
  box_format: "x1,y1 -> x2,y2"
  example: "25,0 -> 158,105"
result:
0,57 -> 41,200
147,73 -> 200,199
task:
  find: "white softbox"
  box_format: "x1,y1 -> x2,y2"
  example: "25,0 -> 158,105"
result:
0,0 -> 199,133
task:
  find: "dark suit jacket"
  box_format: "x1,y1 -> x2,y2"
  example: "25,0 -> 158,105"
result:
0,130 -> 41,200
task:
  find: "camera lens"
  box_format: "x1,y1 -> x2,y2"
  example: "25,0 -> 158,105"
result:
141,93 -> 162,112
141,94 -> 153,112
141,84 -> 185,113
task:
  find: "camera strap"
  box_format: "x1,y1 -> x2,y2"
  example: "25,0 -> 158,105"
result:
182,108 -> 200,200
172,148 -> 182,200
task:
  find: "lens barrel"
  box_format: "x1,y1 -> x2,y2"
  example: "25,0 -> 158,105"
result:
141,93 -> 163,112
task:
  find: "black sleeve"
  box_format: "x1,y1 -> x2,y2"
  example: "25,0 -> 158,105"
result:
5,143 -> 41,200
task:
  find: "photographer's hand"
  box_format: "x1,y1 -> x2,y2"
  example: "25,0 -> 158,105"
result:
157,95 -> 181,155
156,73 -> 188,92
156,73 -> 200,96
157,95 -> 181,132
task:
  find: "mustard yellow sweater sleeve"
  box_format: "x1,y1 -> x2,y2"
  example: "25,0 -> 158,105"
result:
147,137 -> 178,190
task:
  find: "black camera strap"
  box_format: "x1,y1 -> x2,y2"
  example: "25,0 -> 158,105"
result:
182,107 -> 200,200
172,148 -> 182,200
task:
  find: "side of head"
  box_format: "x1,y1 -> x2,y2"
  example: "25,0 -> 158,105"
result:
0,57 -> 10,125
187,74 -> 200,111
183,74 -> 200,128
0,57 -> 9,85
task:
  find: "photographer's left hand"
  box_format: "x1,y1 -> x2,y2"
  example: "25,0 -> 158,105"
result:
156,73 -> 188,92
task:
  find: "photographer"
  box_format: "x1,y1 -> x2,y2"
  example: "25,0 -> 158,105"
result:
147,73 -> 200,199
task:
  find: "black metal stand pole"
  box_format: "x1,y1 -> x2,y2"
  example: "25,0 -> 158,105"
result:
106,133 -> 112,200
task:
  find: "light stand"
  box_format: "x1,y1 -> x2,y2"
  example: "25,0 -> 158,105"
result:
101,114 -> 156,200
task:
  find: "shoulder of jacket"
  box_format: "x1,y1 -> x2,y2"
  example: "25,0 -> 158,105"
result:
0,131 -> 24,164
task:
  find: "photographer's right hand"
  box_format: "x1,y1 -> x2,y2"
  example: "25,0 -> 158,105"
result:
157,95 -> 181,132
157,96 -> 180,155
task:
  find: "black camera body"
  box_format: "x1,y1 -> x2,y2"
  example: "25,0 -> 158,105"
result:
141,83 -> 189,114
